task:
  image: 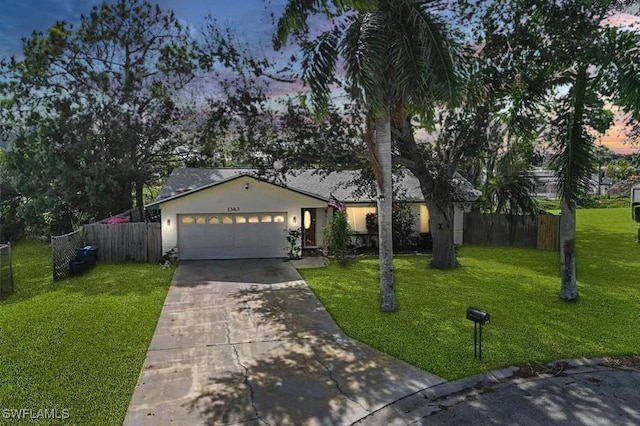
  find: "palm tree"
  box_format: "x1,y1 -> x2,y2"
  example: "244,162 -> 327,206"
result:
274,0 -> 458,311
516,0 -> 640,300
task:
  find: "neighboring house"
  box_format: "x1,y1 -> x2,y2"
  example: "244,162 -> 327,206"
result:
530,168 -> 608,198
146,167 -> 480,260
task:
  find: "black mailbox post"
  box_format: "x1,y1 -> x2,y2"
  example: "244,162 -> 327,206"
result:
466,307 -> 489,360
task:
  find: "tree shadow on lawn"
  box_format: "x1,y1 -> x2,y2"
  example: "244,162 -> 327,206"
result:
186,282 -> 443,425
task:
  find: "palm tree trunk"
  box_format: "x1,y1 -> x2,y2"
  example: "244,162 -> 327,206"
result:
559,198 -> 578,300
375,111 -> 397,312
427,200 -> 458,269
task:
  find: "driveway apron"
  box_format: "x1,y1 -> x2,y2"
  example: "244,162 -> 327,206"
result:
123,260 -> 445,425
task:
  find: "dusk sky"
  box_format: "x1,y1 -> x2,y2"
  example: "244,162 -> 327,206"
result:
0,0 -> 286,59
0,1 -> 638,154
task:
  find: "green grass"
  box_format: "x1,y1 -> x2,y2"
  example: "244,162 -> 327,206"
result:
0,243 -> 172,425
301,208 -> 640,380
536,194 -> 630,211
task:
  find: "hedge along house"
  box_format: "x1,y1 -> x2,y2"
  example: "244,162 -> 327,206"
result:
146,167 -> 480,260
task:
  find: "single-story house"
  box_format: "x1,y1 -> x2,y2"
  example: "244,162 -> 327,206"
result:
146,167 -> 480,260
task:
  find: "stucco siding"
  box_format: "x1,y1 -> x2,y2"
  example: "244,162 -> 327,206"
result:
159,177 -> 327,256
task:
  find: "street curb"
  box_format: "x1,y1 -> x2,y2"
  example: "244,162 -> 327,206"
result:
351,356 -> 639,425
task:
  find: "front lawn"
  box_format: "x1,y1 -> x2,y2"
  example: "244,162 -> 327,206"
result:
301,208 -> 640,380
0,243 -> 172,425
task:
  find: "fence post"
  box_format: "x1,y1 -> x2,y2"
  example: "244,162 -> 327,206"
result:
0,243 -> 13,296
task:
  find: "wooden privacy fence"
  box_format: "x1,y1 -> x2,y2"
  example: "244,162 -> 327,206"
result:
0,243 -> 14,296
537,214 -> 561,251
463,213 -> 560,250
84,223 -> 162,263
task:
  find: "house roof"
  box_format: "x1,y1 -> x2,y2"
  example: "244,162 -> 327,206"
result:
148,167 -> 481,207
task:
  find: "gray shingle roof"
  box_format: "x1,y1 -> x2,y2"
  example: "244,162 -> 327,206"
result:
151,167 -> 480,206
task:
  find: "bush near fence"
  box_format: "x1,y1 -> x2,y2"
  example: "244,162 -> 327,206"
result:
463,213 -> 560,251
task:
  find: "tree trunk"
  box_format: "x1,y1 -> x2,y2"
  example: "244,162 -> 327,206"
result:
135,179 -> 145,221
426,200 -> 458,269
375,112 -> 397,312
559,199 -> 578,300
393,115 -> 460,270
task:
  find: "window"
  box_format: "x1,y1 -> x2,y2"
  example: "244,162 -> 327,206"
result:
235,215 -> 247,224
303,210 -> 312,230
196,216 -> 206,224
222,215 -> 233,224
420,205 -> 430,233
209,216 -> 220,224
345,206 -> 376,233
181,216 -> 194,224
273,215 -> 285,223
248,216 -> 259,223
261,215 -> 272,223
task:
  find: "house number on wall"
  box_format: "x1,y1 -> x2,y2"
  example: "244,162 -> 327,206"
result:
227,207 -> 240,212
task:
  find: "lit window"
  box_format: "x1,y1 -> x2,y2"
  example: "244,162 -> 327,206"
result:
236,216 -> 247,224
345,206 -> 377,232
273,215 -> 285,223
420,205 -> 430,233
209,216 -> 220,224
222,216 -> 233,224
261,215 -> 272,223
181,216 -> 194,224
248,216 -> 259,223
196,216 -> 206,224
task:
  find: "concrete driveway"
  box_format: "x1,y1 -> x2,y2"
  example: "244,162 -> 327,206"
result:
123,259 -> 445,425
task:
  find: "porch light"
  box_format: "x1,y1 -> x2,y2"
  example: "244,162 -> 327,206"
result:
245,183 -> 250,190
166,219 -> 171,227
292,215 -> 297,225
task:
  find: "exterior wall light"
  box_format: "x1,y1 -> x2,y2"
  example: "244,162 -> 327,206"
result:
292,216 -> 297,225
166,219 -> 171,227
245,183 -> 250,190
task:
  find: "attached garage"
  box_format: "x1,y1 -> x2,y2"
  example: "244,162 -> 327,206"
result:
149,172 -> 330,260
148,168 -> 480,261
177,212 -> 287,260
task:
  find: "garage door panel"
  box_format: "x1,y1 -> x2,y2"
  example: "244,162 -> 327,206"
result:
178,213 -> 287,260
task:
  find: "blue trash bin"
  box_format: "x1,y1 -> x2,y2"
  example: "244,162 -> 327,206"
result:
76,246 -> 98,268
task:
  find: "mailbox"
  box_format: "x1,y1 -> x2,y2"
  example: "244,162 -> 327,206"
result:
466,307 -> 490,324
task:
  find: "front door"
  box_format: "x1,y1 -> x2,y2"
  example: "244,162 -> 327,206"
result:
302,208 -> 317,247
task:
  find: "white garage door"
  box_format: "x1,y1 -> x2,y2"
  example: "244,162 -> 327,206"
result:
177,213 -> 287,260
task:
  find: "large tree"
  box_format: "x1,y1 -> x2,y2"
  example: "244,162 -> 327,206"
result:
506,0 -> 640,300
1,0 -> 197,231
275,0 -> 459,311
193,20 -> 367,172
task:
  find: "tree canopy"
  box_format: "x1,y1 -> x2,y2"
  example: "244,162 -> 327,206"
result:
1,0 -> 198,233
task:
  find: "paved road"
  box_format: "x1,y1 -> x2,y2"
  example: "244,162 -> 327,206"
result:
123,260 -> 445,425
357,359 -> 640,425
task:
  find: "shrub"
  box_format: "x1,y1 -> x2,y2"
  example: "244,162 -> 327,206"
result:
285,228 -> 302,259
325,211 -> 351,265
392,203 -> 416,250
